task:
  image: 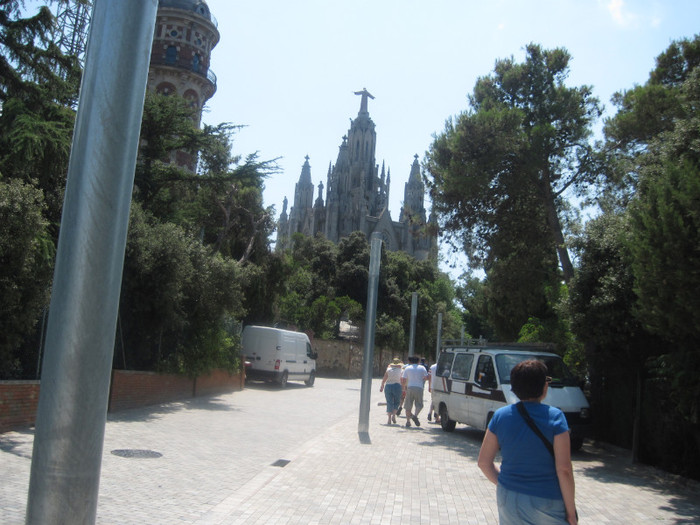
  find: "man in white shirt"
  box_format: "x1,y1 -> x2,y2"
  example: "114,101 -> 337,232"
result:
401,356 -> 428,427
428,362 -> 441,423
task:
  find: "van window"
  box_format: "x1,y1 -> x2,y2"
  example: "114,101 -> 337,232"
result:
451,353 -> 474,380
436,352 -> 454,377
474,355 -> 497,389
495,353 -> 578,386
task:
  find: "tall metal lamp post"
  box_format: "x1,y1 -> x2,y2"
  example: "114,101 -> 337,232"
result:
25,1 -> 158,523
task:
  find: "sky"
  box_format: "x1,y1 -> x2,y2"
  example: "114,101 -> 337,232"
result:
199,0 -> 699,274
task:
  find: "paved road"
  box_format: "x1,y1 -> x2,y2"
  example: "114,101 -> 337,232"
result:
1,377 -> 699,524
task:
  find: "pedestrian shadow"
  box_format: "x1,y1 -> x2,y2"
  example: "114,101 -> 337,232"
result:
0,429 -> 35,459
414,424 -> 483,460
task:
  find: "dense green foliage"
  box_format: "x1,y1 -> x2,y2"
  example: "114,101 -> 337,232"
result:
278,232 -> 462,355
0,1 -> 78,377
0,179 -> 53,376
0,3 -> 277,378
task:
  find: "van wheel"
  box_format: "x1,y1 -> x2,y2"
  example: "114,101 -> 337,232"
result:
440,405 -> 456,432
305,370 -> 316,387
278,371 -> 288,388
571,436 -> 584,452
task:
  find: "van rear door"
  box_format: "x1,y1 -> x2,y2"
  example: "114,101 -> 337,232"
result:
446,352 -> 474,423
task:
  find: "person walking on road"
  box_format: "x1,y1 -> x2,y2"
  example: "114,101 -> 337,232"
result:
401,356 -> 428,427
379,357 -> 404,425
477,359 -> 578,525
427,361 -> 441,424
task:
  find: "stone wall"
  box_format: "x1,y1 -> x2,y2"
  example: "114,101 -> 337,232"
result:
313,338 -> 407,378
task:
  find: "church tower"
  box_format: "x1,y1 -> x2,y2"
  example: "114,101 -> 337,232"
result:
401,155 -> 427,224
148,1 -> 219,168
325,88 -> 385,242
287,156 -> 316,238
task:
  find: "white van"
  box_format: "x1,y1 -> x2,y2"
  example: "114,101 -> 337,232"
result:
432,344 -> 591,450
242,326 -> 317,387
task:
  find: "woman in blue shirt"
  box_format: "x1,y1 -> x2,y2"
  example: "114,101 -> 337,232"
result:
478,359 -> 578,525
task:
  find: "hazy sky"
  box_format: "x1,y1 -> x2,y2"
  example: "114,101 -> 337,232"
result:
198,0 -> 698,271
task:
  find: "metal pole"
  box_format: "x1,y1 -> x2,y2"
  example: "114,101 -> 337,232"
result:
435,312 -> 443,364
26,2 -> 157,524
408,292 -> 418,356
358,233 -> 382,436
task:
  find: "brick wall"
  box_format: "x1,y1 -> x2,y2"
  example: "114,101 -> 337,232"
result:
194,369 -> 244,397
0,381 -> 40,433
108,370 -> 195,412
0,369 -> 244,434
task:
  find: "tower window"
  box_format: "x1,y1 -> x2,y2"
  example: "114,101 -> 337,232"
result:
192,53 -> 201,73
170,29 -> 178,37
165,46 -> 177,64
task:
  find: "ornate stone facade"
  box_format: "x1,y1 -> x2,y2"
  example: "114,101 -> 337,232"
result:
277,90 -> 437,261
147,0 -> 219,169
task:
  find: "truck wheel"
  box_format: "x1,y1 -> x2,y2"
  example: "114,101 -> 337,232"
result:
278,371 -> 288,388
305,370 -> 316,387
570,436 -> 584,452
440,405 -> 456,432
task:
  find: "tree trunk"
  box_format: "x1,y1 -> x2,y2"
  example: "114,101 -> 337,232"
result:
540,171 -> 575,284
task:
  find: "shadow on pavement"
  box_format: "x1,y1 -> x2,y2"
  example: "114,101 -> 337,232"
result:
108,394 -> 240,424
578,443 -> 700,522
0,428 -> 34,459
411,423 -> 700,522
243,381 -> 307,391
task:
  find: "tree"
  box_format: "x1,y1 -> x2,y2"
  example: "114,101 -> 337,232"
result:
593,35 -> 700,476
0,179 -> 53,378
426,43 -> 602,285
137,92 -> 278,265
118,203 -> 244,375
602,36 -> 700,209
568,212 -> 655,446
0,1 -> 79,232
0,1 -> 79,378
605,36 -> 700,424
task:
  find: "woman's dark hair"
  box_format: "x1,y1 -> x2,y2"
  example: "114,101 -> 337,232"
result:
510,359 -> 547,400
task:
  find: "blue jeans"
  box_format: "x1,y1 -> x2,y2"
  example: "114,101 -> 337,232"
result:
497,484 -> 567,525
384,383 -> 402,413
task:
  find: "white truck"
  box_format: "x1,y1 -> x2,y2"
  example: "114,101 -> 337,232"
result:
241,326 -> 317,387
431,344 -> 591,450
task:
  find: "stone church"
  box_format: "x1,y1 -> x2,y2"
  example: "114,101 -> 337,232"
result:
276,89 -> 437,261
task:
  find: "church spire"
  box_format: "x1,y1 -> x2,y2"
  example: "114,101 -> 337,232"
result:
407,154 -> 422,186
299,155 -> 312,184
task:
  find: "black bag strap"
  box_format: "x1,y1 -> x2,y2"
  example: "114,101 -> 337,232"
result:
516,402 -> 554,458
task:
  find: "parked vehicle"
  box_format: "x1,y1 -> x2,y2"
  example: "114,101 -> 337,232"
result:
432,343 -> 590,451
242,326 -> 317,387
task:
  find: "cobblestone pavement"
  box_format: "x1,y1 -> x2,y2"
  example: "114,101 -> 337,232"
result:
1,377 -> 699,524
